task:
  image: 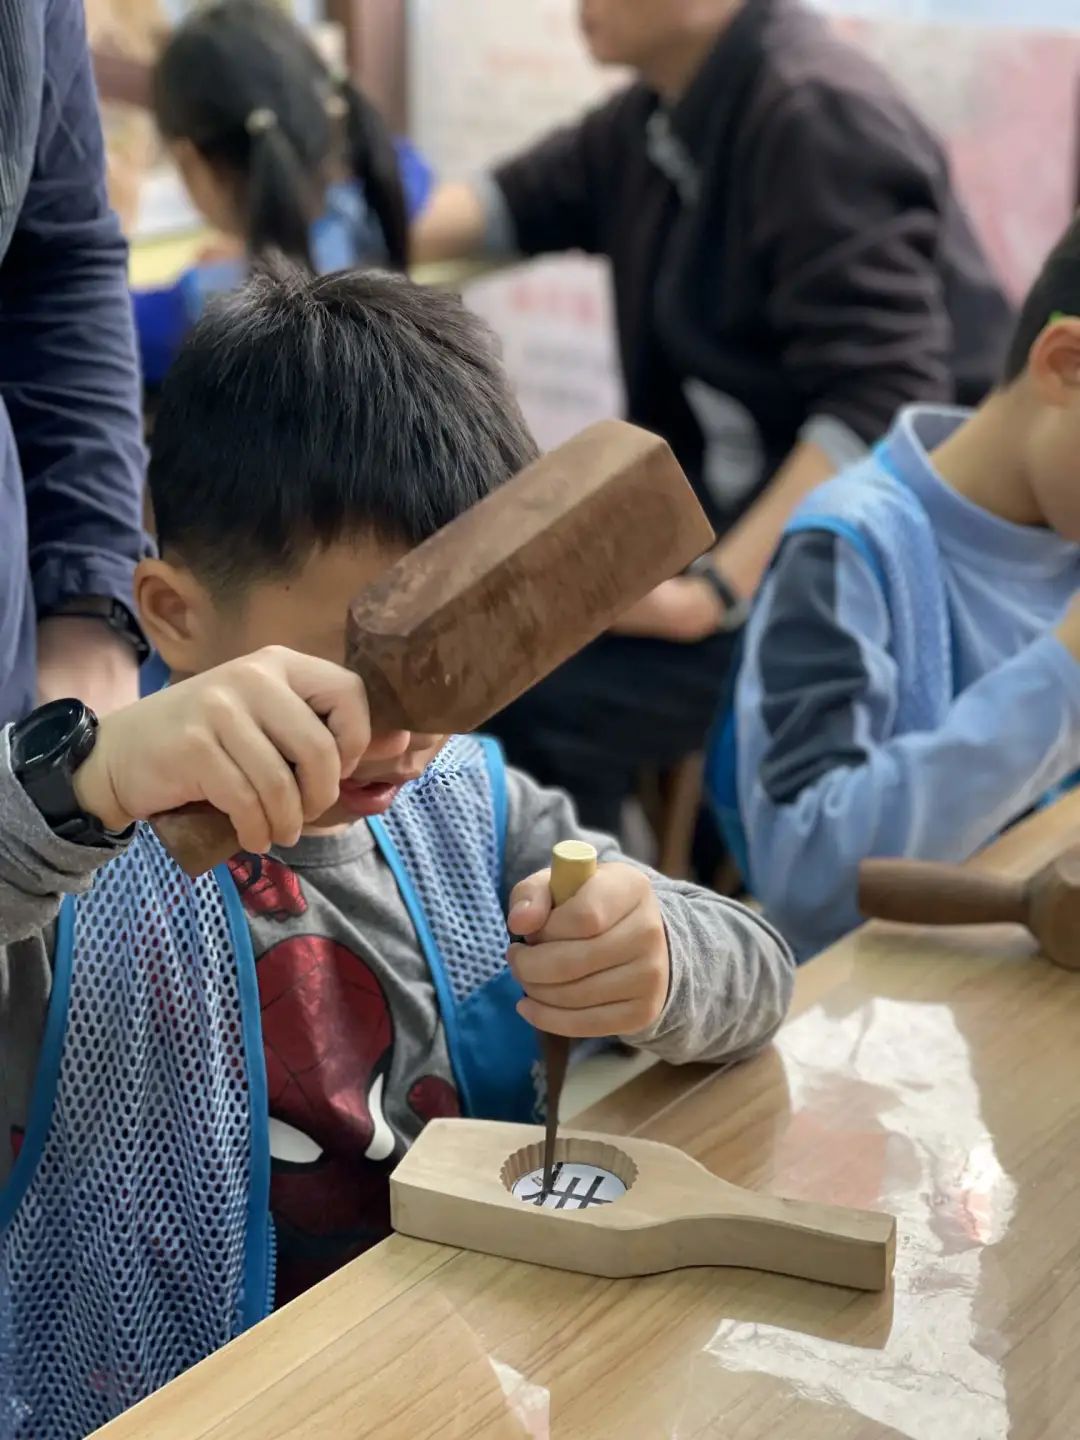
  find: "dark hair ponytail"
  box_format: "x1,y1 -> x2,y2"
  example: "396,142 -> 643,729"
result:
339,80 -> 409,271
155,2 -> 410,274
245,111 -> 316,268
154,2 -> 334,271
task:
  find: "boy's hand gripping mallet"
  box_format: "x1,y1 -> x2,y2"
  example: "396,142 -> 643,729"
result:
151,420 -> 715,875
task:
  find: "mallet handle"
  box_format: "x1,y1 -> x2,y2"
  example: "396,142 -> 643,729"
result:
859,859 -> 1028,928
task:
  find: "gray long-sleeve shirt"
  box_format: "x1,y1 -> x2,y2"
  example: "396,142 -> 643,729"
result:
0,727 -> 793,1297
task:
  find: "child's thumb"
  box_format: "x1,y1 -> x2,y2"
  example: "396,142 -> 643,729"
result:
507,869 -> 553,939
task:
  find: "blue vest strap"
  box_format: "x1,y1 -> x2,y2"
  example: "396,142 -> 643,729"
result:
783,513 -> 888,593
215,865 -> 273,1328
366,812 -> 480,1117
476,733 -> 509,896
0,897 -> 76,1231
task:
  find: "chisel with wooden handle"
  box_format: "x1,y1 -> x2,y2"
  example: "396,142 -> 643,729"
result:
540,840 -> 599,1198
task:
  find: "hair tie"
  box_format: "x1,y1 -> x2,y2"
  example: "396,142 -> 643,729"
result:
245,107 -> 277,137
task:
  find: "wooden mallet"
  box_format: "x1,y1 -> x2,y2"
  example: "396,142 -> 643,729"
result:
859,848 -> 1080,971
152,419 -> 714,875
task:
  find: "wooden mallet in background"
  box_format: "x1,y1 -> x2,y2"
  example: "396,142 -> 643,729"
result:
859,849 -> 1080,971
152,419 -> 714,874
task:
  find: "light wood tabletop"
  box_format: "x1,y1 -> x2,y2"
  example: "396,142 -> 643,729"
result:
93,792 -> 1080,1440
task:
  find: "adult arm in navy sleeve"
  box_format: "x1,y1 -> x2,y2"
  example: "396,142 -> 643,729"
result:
0,0 -> 146,716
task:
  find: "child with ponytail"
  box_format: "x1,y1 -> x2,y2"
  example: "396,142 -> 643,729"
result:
134,0 -> 425,387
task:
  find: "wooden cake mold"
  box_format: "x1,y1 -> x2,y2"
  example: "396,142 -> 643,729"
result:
391,1119 -> 896,1292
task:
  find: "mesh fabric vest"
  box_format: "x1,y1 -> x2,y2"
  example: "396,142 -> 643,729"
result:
0,735 -> 537,1439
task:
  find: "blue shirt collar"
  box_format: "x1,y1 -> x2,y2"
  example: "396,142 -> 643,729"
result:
880,405 -> 1080,576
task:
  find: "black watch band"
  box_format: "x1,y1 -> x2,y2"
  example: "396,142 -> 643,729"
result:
41,597 -> 150,663
687,557 -> 752,633
10,699 -> 130,847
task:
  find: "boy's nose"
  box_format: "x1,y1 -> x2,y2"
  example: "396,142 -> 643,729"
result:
367,728 -> 413,759
406,732 -> 441,753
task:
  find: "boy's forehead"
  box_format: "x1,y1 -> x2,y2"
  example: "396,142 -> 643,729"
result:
223,534 -> 412,666
230,534 -> 408,633
272,534 -> 410,603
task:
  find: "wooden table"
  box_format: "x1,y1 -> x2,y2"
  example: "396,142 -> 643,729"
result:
95,794 -> 1080,1439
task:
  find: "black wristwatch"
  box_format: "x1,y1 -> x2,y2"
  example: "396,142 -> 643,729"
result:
10,699 -> 129,846
686,556 -> 752,633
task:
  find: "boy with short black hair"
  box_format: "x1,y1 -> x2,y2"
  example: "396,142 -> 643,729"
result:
721,215 -> 1080,959
0,265 -> 793,1437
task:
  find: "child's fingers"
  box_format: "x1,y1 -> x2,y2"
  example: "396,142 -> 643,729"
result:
534,867 -> 643,943
241,647 -> 382,784
508,907 -> 642,985
276,651 -> 375,778
217,712 -> 306,845
255,690 -> 349,822
516,995 -> 654,1040
199,747 -> 275,856
507,869 -> 553,937
518,954 -> 661,1012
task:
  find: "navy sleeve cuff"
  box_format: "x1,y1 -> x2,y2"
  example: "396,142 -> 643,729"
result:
31,551 -> 141,622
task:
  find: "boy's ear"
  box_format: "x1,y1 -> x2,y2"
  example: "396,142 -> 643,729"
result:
135,557 -> 213,674
1028,316 -> 1080,403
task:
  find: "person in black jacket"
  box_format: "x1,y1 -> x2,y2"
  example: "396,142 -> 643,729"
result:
415,0 -> 1012,838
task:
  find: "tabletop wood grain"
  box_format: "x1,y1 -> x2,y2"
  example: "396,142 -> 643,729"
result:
93,791 -> 1080,1439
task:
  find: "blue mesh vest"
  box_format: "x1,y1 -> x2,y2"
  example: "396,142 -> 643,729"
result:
706,440 -> 954,890
0,734 -> 536,1439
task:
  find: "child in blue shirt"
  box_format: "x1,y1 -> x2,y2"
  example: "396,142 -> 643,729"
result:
721,214 -> 1080,958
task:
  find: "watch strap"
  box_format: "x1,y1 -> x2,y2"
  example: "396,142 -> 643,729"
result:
50,810 -> 130,847
687,557 -> 751,631
42,597 -> 150,663
11,700 -> 132,848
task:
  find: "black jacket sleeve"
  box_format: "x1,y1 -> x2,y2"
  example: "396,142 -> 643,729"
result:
492,87 -> 637,258
752,83 -> 954,443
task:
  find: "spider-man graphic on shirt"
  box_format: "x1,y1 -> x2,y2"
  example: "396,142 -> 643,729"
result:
228,854 -> 459,1303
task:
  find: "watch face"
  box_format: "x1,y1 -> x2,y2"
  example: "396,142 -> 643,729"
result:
13,699 -> 89,771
